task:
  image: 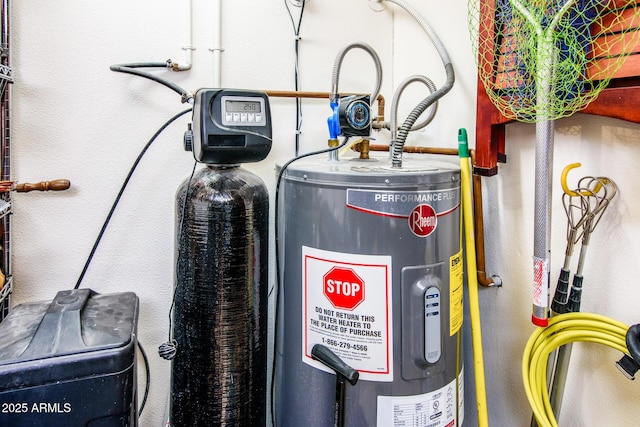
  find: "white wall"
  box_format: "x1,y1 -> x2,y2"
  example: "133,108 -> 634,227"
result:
9,0 -> 640,426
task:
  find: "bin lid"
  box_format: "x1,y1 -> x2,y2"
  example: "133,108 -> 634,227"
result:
0,289 -> 138,364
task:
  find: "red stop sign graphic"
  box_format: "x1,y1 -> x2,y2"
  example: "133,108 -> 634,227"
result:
323,267 -> 365,311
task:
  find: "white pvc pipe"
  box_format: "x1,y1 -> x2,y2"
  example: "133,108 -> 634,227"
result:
211,0 -> 222,87
175,0 -> 194,71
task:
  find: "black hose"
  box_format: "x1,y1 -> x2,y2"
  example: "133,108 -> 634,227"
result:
110,62 -> 191,102
114,62 -> 169,68
626,324 -> 640,363
73,62 -> 192,421
74,108 -> 192,289
72,108 -> 192,420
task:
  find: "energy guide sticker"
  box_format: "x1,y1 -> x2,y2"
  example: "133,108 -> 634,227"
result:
449,250 -> 463,336
302,246 -> 393,381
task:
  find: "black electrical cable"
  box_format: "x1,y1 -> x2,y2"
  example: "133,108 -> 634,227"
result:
137,340 -> 151,416
74,107 -> 192,290
284,0 -> 306,156
270,137 -> 351,427
158,160 -> 198,362
110,62 -> 192,103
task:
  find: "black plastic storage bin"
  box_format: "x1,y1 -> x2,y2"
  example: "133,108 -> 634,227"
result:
0,289 -> 139,426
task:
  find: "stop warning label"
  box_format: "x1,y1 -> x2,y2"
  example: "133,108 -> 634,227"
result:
302,246 -> 393,382
323,267 -> 365,310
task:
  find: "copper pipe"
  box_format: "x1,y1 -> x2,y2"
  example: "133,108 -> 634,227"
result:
469,151 -> 499,287
368,144 -> 500,287
265,90 -> 331,99
264,90 -> 386,124
263,90 -> 497,285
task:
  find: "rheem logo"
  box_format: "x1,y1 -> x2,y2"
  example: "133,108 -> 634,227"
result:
323,267 -> 365,311
409,204 -> 437,237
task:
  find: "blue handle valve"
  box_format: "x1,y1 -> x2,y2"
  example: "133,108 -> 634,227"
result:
327,101 -> 341,141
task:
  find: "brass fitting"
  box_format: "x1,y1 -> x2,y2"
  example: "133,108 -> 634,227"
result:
351,139 -> 370,159
328,138 -> 339,148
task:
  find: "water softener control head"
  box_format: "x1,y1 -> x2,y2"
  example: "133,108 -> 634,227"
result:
186,88 -> 273,165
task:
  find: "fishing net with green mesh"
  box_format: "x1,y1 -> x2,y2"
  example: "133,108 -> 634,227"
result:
468,0 -> 640,328
468,0 -> 640,123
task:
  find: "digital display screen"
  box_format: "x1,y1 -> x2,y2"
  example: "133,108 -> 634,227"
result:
225,100 -> 262,113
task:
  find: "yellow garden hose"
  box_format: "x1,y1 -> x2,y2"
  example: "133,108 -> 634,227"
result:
458,128 -> 489,427
522,312 -> 629,427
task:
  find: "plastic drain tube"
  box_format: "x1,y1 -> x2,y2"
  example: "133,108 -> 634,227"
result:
459,128 -> 489,427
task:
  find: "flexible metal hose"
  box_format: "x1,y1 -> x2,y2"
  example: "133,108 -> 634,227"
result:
389,74 -> 438,149
329,41 -> 382,106
381,0 -> 455,168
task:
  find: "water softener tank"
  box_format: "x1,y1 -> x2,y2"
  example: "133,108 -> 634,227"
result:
275,155 -> 464,427
170,88 -> 271,426
172,166 -> 268,426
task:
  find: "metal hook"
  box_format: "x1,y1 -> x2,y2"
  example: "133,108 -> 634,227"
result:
560,163 -> 604,196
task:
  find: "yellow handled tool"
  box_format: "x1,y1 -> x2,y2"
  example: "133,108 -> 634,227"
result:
458,128 -> 489,427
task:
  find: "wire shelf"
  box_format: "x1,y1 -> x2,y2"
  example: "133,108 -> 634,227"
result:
0,275 -> 11,319
0,0 -> 10,323
0,63 -> 12,99
0,198 -> 10,219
